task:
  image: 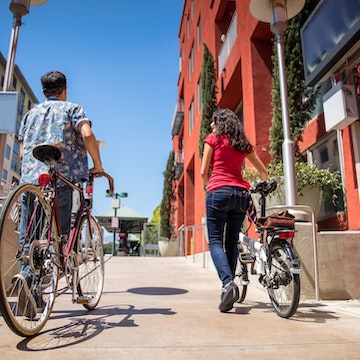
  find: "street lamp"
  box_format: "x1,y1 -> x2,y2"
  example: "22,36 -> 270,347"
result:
3,0 -> 48,92
249,0 -> 305,205
110,192 -> 128,256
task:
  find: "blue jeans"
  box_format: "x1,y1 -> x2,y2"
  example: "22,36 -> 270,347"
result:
206,186 -> 250,287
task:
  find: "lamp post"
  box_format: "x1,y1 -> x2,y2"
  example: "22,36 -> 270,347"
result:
249,0 -> 305,205
3,0 -> 47,92
110,192 -> 128,256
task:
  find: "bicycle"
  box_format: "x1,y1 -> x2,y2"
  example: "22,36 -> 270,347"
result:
235,180 -> 302,318
0,144 -> 114,337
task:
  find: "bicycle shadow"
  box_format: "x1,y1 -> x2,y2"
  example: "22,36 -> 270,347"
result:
234,300 -> 340,323
16,303 -> 176,351
15,285 -> 186,351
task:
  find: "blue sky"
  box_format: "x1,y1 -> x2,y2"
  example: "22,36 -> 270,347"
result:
0,0 -> 183,221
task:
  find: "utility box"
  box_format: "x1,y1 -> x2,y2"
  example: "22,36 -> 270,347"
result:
323,81 -> 359,132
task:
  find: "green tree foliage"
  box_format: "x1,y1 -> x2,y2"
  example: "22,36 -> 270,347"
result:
198,43 -> 218,158
103,242 -> 113,255
270,0 -> 320,161
160,151 -> 175,239
151,205 -> 160,224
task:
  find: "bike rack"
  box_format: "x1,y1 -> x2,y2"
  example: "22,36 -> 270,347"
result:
266,204 -> 319,301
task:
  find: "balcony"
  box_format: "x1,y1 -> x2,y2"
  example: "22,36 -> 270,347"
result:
171,100 -> 184,136
174,149 -> 184,180
218,12 -> 238,76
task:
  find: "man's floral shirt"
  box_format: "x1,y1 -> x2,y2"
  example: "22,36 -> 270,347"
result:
19,98 -> 90,184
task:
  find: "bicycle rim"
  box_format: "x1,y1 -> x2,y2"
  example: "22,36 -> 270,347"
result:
267,241 -> 300,318
76,215 -> 104,310
0,184 -> 59,337
234,258 -> 248,303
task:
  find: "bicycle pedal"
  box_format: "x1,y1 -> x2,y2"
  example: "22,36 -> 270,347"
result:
240,253 -> 255,263
75,296 -> 91,304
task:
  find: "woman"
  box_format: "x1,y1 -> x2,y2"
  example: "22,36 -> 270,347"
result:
200,108 -> 268,313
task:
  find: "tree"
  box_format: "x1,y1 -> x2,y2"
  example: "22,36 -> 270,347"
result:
160,151 -> 175,239
270,0 -> 320,161
151,205 -> 160,224
198,43 -> 218,158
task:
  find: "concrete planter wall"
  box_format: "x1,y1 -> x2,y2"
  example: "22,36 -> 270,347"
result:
294,223 -> 360,300
158,240 -> 179,257
266,184 -> 322,218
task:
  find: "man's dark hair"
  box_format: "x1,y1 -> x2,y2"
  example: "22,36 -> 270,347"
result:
41,70 -> 66,97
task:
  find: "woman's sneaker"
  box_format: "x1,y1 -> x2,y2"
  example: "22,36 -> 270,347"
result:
12,273 -> 37,318
219,281 -> 239,313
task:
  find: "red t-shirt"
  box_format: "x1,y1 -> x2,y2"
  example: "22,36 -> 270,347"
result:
204,133 -> 250,192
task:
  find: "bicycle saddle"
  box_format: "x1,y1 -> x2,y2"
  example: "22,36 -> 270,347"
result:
33,144 -> 62,163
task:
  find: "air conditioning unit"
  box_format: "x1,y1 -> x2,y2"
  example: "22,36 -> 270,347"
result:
323,81 -> 359,132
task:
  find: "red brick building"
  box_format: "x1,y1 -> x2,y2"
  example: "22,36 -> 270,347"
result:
171,0 -> 360,254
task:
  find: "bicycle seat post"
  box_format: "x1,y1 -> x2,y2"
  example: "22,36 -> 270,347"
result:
259,194 -> 266,218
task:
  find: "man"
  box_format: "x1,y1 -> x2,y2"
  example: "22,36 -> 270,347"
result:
19,70 -> 104,234
15,70 -> 105,316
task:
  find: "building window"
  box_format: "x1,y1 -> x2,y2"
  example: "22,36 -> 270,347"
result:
12,77 -> 17,91
12,140 -> 19,160
320,147 -> 329,164
11,176 -> 19,187
5,145 -> 11,160
189,99 -> 194,135
18,88 -> 25,120
310,132 -> 344,218
2,169 -> 8,184
11,160 -> 17,172
27,99 -> 32,111
189,44 -> 194,79
197,17 -> 201,50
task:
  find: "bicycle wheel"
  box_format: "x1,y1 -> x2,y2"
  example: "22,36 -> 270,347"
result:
234,258 -> 248,303
267,240 -> 300,318
0,184 -> 59,337
76,214 -> 104,310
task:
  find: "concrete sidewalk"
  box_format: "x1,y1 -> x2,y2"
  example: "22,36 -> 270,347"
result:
1,255 -> 359,359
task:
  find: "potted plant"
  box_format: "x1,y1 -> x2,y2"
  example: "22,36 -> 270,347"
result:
243,161 -> 342,216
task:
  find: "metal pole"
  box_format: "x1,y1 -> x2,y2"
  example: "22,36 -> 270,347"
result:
3,16 -> 21,92
112,207 -> 117,256
271,11 -> 298,206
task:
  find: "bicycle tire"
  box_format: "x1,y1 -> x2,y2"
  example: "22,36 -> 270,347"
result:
76,214 -> 104,310
267,240 -> 300,318
0,184 -> 59,337
234,258 -> 248,303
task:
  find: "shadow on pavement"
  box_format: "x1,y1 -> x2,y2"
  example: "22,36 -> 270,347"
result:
16,304 -> 176,352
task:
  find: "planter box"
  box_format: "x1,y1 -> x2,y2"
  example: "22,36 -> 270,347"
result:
158,240 -> 179,257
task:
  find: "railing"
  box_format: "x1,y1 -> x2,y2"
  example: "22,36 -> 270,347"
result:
178,223 -> 208,268
218,12 -> 238,76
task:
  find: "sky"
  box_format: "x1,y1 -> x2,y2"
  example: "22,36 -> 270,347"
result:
0,0 -> 184,222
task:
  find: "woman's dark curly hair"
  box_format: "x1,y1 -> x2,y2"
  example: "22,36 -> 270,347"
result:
212,108 -> 253,153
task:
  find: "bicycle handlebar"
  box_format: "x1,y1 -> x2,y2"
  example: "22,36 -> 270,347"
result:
90,172 -> 115,196
251,180 -> 277,196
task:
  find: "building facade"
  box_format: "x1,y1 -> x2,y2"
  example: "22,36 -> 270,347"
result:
171,0 -> 360,254
0,51 -> 39,197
